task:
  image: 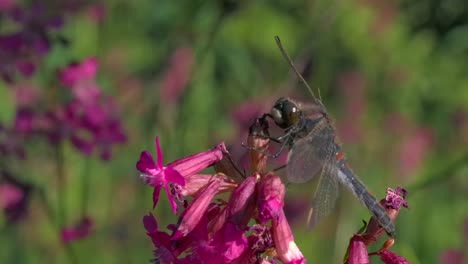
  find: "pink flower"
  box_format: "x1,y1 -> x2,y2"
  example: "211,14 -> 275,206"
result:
60,216 -> 93,244
0,183 -> 23,210
137,137 -> 225,214
159,47 -> 194,104
59,57 -> 98,87
172,177 -> 222,240
0,172 -> 31,223
439,249 -> 463,264
0,0 -> 14,11
257,173 -> 284,224
336,71 -> 366,144
346,236 -> 410,264
136,137 -> 185,213
58,57 -> 100,103
377,249 -> 410,264
258,173 -> 305,264
362,187 -> 409,244
398,127 -> 432,178
138,134 -> 305,263
385,187 -> 409,210
346,235 -> 370,264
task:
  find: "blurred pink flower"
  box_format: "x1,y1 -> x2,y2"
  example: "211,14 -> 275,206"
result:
0,0 -> 14,11
336,71 -> 366,144
159,47 -> 194,104
0,183 -> 23,210
13,83 -> 40,107
283,196 -> 309,226
53,58 -> 127,160
60,216 -> 93,244
452,110 -> 468,145
398,127 -> 433,178
0,172 -> 32,223
58,57 -> 100,103
86,4 -> 105,24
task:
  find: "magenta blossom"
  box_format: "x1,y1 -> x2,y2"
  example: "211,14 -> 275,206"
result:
58,57 -> 100,103
347,187 -> 410,263
347,235 -> 370,264
159,47 -> 194,104
41,58 -> 128,160
0,184 -> 23,210
0,2 -> 65,82
385,187 -> 409,210
136,137 -> 224,213
137,131 -> 305,263
347,236 -> 410,264
0,171 -> 32,223
60,216 -> 93,244
137,137 -> 185,213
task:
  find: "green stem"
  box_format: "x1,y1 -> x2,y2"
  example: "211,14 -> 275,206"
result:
81,158 -> 91,217
37,187 -> 78,264
55,143 -> 66,227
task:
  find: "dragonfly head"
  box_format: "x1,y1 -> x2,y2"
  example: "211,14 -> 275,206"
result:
270,97 -> 302,129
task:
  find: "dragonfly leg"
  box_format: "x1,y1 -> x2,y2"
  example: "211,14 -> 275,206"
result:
241,134 -> 292,158
273,164 -> 286,172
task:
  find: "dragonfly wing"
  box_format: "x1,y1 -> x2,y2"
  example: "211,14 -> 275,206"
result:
286,135 -> 323,183
286,122 -> 335,183
307,163 -> 340,230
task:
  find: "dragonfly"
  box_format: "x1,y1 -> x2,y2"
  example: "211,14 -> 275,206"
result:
264,37 -> 395,236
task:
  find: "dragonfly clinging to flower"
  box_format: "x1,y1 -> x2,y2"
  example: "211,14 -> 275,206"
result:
262,37 -> 395,236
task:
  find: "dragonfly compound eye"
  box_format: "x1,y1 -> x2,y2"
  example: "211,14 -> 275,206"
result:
270,106 -> 286,127
270,98 -> 301,128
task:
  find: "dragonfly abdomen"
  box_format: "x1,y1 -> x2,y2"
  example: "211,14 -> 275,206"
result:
336,156 -> 395,236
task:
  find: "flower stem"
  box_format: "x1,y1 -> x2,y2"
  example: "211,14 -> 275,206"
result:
37,187 -> 78,264
81,158 -> 91,217
55,143 -> 66,227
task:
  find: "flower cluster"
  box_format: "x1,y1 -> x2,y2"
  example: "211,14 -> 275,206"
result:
0,2 -> 64,83
0,1 -> 120,253
1,58 -> 126,161
55,57 -> 127,160
345,187 -> 410,264
136,119 -> 305,263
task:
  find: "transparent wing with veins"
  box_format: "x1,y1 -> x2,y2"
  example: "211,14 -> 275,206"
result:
307,162 -> 339,230
286,123 -> 340,230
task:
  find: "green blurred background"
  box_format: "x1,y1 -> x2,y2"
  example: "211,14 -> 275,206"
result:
1,0 -> 468,263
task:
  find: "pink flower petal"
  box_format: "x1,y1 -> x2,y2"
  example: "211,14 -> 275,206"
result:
143,212 -> 158,232
163,183 -> 178,214
155,136 -> 163,168
152,187 -> 161,209
136,151 -> 156,173
164,166 -> 185,187
172,178 -> 221,240
347,235 -> 370,264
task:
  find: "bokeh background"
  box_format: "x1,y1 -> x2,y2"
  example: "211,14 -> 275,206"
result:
1,0 -> 468,263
